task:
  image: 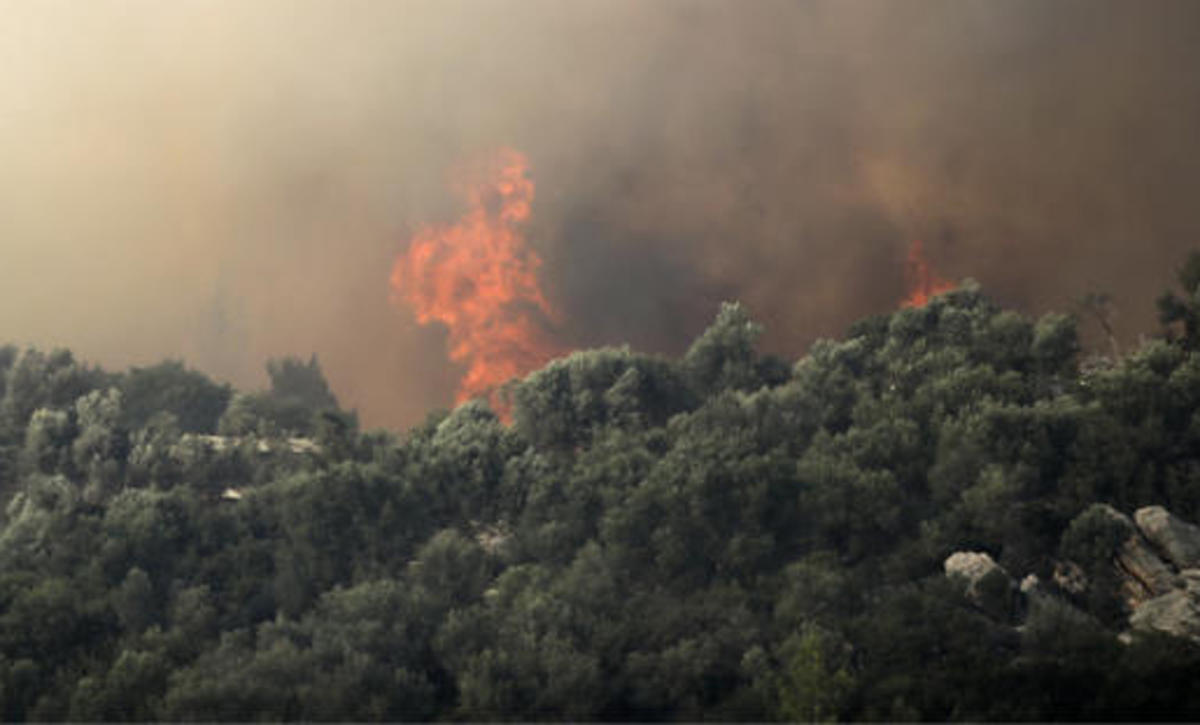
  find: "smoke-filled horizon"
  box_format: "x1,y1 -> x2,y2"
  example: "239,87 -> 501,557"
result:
3,0 -> 1200,428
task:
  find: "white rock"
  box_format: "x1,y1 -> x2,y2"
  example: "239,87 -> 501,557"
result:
1135,506 -> 1200,570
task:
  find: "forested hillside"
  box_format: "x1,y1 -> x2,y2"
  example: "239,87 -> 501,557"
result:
6,260 -> 1200,720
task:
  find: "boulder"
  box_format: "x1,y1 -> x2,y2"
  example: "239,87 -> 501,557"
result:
1134,506 -> 1200,570
1019,574 -> 1040,595
1091,504 -> 1178,606
1123,506 -> 1200,644
1129,572 -> 1200,643
1116,537 -> 1178,606
945,551 -> 1005,593
945,551 -> 1019,619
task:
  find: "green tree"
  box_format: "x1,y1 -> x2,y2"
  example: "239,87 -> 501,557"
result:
72,387 -> 128,499
774,625 -> 854,723
1158,250 -> 1200,349
218,355 -> 341,437
120,360 -> 232,434
113,567 -> 156,633
683,301 -> 767,395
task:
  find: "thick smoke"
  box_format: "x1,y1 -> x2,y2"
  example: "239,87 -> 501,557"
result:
2,0 -> 1200,427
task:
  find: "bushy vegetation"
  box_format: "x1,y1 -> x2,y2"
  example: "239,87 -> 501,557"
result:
5,259 -> 1200,720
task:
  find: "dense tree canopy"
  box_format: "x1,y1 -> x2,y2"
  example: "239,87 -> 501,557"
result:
4,256 -> 1200,720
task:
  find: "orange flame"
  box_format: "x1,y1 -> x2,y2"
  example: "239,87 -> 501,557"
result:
900,239 -> 955,308
390,148 -> 563,413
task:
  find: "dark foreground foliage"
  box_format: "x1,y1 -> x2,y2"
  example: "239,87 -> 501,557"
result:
4,258 -> 1200,720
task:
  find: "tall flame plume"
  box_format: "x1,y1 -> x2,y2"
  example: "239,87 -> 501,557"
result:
901,239 -> 955,308
390,148 -> 563,412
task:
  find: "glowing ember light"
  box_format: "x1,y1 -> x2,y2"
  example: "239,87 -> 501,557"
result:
390,148 -> 563,415
900,239 -> 955,308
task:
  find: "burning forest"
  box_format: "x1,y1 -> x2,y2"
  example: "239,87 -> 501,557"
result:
5,1 -> 1200,721
4,1 -> 1200,427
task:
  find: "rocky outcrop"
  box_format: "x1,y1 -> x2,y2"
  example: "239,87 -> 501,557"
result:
184,434 -> 320,455
1107,506 -> 1200,643
1129,570 -> 1200,641
945,552 -> 1006,594
945,551 -> 1020,619
1088,504 -> 1178,608
1134,506 -> 1200,570
944,505 -> 1200,646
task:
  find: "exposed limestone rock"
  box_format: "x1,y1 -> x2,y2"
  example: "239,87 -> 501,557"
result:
944,506 -> 1200,645
1129,575 -> 1200,643
945,551 -> 1004,591
1182,569 -> 1200,588
1114,507 -> 1200,645
184,434 -> 320,455
1019,574 -> 1053,612
945,551 -> 1018,618
1052,560 -> 1088,596
1092,504 -> 1178,607
1135,506 -> 1200,570
1020,574 -> 1040,595
470,519 -> 510,555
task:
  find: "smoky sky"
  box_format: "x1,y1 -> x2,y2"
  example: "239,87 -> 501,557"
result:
3,0 -> 1200,428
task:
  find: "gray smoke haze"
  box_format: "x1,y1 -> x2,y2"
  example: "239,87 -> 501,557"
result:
2,0 -> 1200,427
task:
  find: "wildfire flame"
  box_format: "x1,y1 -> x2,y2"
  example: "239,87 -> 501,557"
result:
901,239 -> 955,308
390,148 -> 563,413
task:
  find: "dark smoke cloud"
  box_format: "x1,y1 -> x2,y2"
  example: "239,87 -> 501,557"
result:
2,0 -> 1200,427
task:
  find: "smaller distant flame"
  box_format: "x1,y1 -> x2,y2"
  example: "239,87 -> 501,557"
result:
901,239 -> 955,308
